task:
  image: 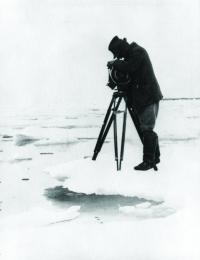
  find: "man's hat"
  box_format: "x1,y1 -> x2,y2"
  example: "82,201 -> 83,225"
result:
108,36 -> 123,56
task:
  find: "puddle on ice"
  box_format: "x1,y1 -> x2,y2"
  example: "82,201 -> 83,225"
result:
41,125 -> 99,129
65,116 -> 78,119
161,136 -> 198,144
43,186 -> 173,221
15,134 -> 39,146
35,140 -> 78,147
2,135 -> 13,139
77,137 -> 97,140
1,135 -> 13,142
187,115 -> 200,119
40,152 -> 54,155
11,158 -> 32,163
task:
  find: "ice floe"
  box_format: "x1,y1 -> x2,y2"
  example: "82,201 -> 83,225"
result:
119,202 -> 176,219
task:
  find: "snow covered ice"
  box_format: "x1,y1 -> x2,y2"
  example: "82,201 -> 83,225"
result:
0,100 -> 200,260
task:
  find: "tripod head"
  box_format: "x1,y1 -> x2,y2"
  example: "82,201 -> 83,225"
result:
113,90 -> 127,98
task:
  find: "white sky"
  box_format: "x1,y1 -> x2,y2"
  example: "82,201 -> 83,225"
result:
0,0 -> 200,112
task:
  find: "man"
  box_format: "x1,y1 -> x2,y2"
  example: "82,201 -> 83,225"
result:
108,36 -> 163,171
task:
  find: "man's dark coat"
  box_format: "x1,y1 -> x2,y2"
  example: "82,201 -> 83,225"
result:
112,42 -> 163,112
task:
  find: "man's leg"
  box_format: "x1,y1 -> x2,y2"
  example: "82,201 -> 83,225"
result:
134,102 -> 160,171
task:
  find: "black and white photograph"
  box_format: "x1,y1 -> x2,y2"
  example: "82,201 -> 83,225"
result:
0,0 -> 200,259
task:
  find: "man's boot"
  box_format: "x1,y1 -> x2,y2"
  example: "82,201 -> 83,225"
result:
134,130 -> 158,171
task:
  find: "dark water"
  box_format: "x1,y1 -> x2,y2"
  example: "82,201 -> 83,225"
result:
44,186 -> 162,216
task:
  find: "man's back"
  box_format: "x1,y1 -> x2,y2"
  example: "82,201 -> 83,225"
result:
126,42 -> 163,111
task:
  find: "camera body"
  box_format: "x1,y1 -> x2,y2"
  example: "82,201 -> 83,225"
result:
107,59 -> 131,91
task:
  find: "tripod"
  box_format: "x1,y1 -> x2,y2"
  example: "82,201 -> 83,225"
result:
92,91 -> 143,170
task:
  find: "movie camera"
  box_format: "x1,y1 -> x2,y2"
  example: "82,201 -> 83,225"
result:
106,59 -> 132,91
